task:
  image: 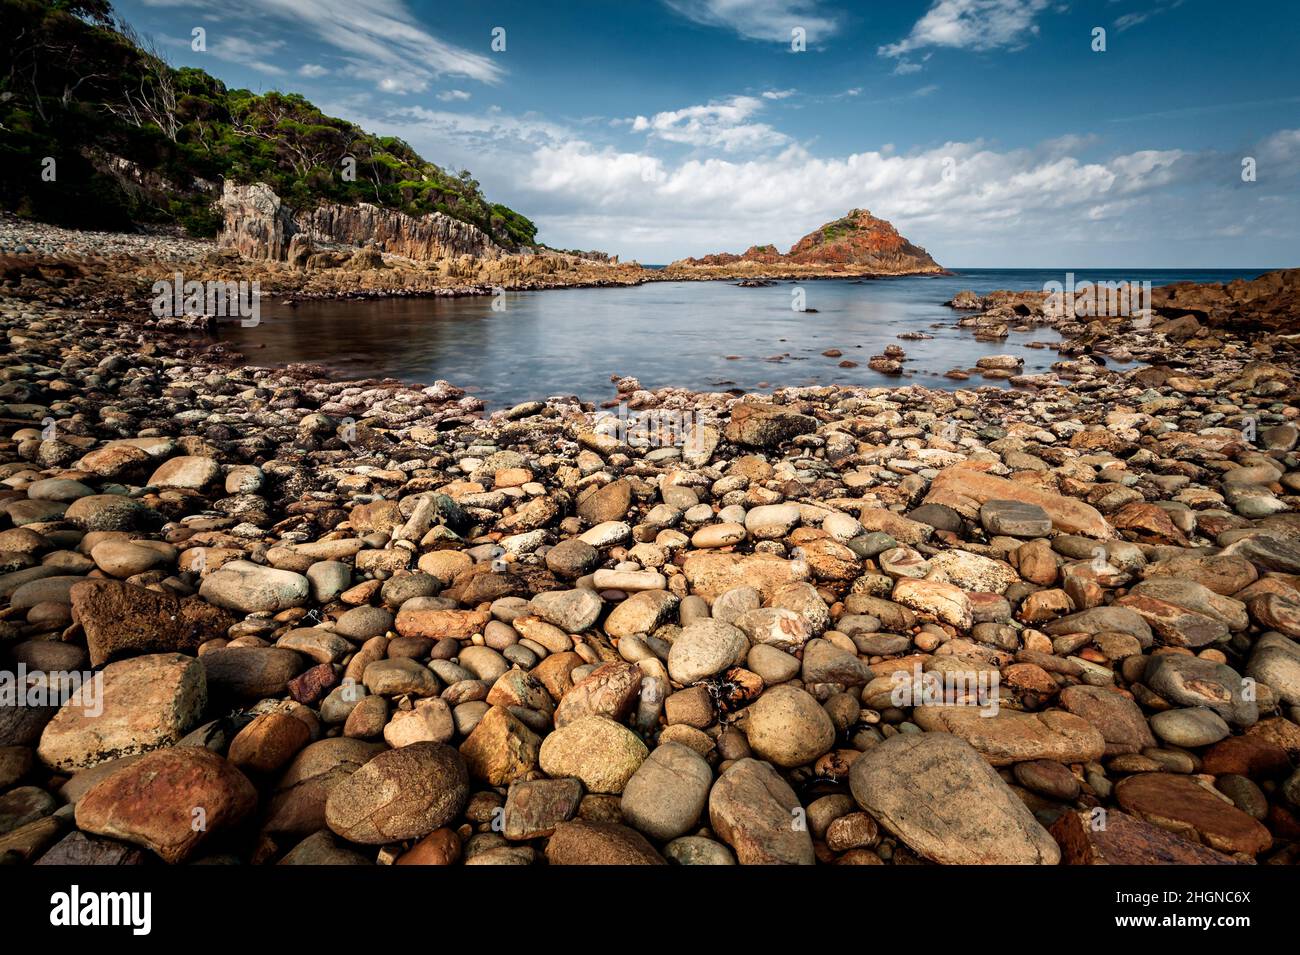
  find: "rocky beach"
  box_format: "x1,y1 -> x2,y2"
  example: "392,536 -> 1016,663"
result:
2,222 -> 1299,868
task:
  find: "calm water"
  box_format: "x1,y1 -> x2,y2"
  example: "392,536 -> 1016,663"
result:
226,268 -> 1270,407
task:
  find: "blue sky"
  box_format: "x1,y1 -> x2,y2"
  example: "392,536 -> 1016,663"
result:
120,0 -> 1299,266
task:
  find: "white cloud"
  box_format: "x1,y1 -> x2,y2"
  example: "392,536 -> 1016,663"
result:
629,96 -> 789,152
298,63 -> 329,77
437,89 -> 472,102
320,95 -> 1296,266
210,35 -> 286,74
517,129 -> 1299,264
1115,0 -> 1186,32
762,89 -> 796,100
880,0 -> 1052,58
142,0 -> 501,88
1256,128 -> 1300,165
1114,12 -> 1152,30
663,0 -> 839,43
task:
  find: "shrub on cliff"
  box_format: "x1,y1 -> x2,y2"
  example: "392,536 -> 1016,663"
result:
0,0 -> 537,249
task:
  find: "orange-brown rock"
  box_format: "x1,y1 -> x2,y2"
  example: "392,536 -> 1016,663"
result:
1114,773 -> 1273,856
924,466 -> 1115,539
1051,809 -> 1243,864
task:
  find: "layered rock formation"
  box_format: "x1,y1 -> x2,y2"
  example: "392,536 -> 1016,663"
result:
668,209 -> 942,277
295,198 -> 503,263
218,182 -> 504,264
206,182 -> 644,292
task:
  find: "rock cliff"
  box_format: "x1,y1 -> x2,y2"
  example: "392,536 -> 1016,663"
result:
218,182 -> 506,264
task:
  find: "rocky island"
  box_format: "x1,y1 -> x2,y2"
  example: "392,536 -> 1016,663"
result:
662,208 -> 944,282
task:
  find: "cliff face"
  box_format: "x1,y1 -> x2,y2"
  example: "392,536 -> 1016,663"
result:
218,181 -> 504,263
218,183 -> 294,261
295,200 -> 503,262
672,209 -> 941,274
212,181 -> 646,290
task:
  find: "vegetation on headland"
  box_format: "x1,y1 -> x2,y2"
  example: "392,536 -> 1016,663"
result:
671,208 -> 942,274
0,0 -> 538,248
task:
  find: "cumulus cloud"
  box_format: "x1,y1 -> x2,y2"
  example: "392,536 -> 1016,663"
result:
880,0 -> 1053,58
517,129 -> 1299,264
629,96 -> 789,152
324,91 -> 1296,265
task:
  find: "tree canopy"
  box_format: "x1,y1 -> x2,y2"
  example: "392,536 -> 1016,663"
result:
0,0 -> 537,247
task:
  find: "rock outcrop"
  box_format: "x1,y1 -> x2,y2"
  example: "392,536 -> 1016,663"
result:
295,199 -> 503,263
218,182 -> 503,264
218,182 -> 294,261
1148,268 -> 1300,333
669,208 -> 942,276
